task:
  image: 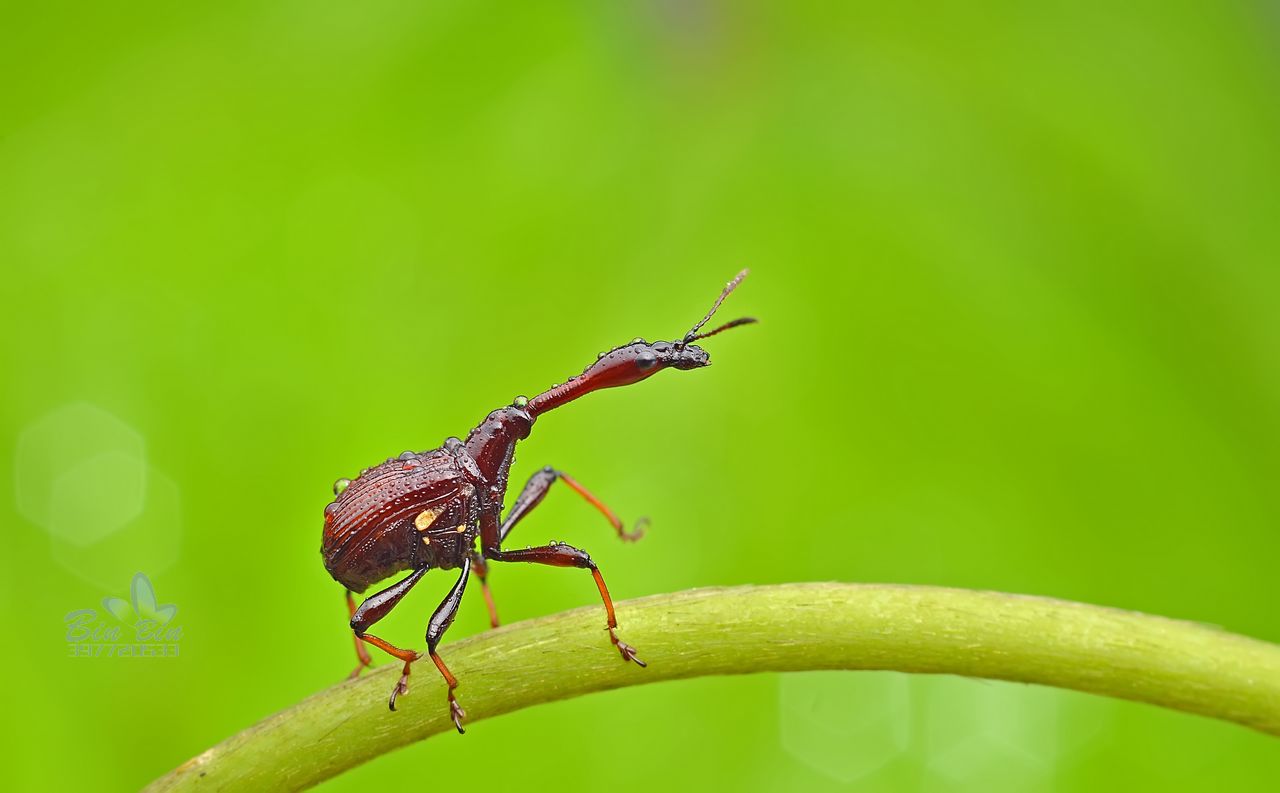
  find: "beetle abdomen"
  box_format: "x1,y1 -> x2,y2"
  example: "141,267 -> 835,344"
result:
322,450 -> 461,592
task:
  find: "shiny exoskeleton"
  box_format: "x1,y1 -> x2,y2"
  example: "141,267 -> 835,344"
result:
321,270 -> 755,732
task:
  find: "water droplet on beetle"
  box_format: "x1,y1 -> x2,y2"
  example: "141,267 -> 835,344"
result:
512,395 -> 528,408
333,478 -> 351,496
399,450 -> 417,460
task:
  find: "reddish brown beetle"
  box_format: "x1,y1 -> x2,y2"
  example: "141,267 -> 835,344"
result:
321,270 -> 754,732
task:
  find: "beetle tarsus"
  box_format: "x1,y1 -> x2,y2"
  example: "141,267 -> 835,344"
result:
388,661 -> 413,711
610,629 -> 647,667
619,516 -> 649,543
448,691 -> 467,733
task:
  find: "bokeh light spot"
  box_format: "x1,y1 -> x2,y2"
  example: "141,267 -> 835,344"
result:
52,464 -> 182,590
921,678 -> 1066,790
15,402 -> 146,533
779,671 -> 911,783
49,450 -> 147,546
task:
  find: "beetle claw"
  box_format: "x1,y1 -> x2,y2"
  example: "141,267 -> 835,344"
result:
388,668 -> 411,711
448,691 -> 467,733
610,629 -> 647,667
619,516 -> 648,543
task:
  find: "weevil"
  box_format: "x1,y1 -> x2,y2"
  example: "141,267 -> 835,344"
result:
321,270 -> 754,732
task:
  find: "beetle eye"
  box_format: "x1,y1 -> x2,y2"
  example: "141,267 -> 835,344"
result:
636,352 -> 658,371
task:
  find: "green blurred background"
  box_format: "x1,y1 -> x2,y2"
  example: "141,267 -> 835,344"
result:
3,1 -> 1278,790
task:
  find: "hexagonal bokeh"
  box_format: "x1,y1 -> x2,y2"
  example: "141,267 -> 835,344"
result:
48,449 -> 148,546
15,401 -> 183,589
919,677 -> 1056,790
15,402 -> 147,542
779,671 -> 911,783
52,464 -> 182,591
779,672 -> 1114,788
919,676 -> 1112,791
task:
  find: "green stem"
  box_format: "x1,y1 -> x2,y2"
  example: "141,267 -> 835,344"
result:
145,583 -> 1280,791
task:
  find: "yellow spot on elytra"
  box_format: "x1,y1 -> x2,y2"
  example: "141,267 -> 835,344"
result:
455,524 -> 466,533
415,508 -> 441,532
421,535 -> 430,545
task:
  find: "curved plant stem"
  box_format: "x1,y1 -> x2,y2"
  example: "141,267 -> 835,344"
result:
145,583 -> 1280,791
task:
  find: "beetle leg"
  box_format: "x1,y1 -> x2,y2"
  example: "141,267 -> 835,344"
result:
425,557 -> 471,733
485,543 -> 646,667
469,552 -> 499,628
345,590 -> 373,678
349,568 -> 428,710
500,466 -> 646,544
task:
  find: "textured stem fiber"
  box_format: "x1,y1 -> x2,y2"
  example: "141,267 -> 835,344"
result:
145,583 -> 1280,791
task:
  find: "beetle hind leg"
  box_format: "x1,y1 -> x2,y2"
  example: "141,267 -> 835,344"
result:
471,552 -> 500,629
429,649 -> 466,732
345,590 -> 373,679
425,558 -> 472,732
353,633 -> 420,711
346,568 -> 429,709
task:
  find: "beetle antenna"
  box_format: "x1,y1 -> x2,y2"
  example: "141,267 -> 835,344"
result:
681,269 -> 752,346
685,316 -> 758,343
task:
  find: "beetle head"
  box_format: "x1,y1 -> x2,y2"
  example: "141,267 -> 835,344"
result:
576,269 -> 756,388
526,270 -> 755,415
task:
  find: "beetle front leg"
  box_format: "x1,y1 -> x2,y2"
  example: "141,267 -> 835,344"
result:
425,557 -> 471,733
485,543 -> 645,667
349,568 -> 428,710
500,466 -> 646,544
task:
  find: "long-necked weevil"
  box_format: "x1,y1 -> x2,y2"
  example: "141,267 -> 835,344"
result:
321,270 -> 755,732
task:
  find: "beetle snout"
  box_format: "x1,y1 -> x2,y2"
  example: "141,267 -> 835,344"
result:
666,344 -> 710,370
